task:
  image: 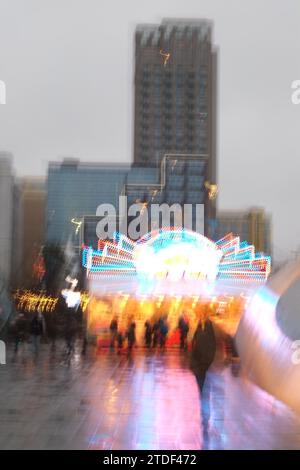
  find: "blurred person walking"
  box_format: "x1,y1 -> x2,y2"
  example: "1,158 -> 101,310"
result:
30,310 -> 45,356
190,313 -> 216,391
158,316 -> 169,349
127,322 -> 136,353
190,310 -> 217,448
152,320 -> 159,348
13,312 -> 28,353
109,316 -> 118,349
178,314 -> 189,350
144,320 -> 152,348
117,330 -> 124,354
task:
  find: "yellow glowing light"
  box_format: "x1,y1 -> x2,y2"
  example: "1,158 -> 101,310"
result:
14,290 -> 90,314
14,290 -> 58,313
80,292 -> 90,312
159,49 -> 171,66
204,181 -> 218,200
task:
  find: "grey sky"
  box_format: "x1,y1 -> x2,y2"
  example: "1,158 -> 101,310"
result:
0,0 -> 299,262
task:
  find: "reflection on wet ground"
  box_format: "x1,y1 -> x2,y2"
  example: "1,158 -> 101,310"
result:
0,342 -> 300,449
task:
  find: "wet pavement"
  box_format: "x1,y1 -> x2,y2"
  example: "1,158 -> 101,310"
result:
0,342 -> 300,450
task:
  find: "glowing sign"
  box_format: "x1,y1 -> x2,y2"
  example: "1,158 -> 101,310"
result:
14,290 -> 58,313
133,229 -> 222,282
82,229 -> 271,285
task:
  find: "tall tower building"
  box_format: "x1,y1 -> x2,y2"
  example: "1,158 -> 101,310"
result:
133,19 -> 217,186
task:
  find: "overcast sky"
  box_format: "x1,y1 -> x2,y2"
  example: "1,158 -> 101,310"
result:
0,0 -> 299,262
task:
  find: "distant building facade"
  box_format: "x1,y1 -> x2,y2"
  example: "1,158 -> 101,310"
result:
123,154 -> 207,237
0,154 -> 14,284
12,178 -> 46,288
47,159 -> 157,247
215,208 -> 272,255
46,155 -> 209,249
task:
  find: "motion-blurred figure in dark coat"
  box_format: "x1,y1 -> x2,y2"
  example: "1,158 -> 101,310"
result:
190,316 -> 216,391
13,313 -> 28,353
178,314 -> 189,350
144,321 -> 152,348
190,314 -> 217,449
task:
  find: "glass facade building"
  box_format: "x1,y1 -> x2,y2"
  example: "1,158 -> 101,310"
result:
124,154 -> 207,237
48,159 -> 128,245
46,159 -> 158,247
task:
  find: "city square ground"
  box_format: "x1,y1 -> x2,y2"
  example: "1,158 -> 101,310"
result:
0,342 -> 300,450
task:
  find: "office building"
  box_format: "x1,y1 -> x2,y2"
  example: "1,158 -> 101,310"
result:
134,18 -> 217,187
46,155 -> 208,248
47,159 -> 158,247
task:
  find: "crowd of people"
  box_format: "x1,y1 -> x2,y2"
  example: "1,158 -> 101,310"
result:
108,314 -> 190,353
10,304 -> 238,444
11,308 -> 194,357
10,307 -> 86,357
10,307 -> 237,389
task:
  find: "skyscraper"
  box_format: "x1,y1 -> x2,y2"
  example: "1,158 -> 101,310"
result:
133,18 -> 217,186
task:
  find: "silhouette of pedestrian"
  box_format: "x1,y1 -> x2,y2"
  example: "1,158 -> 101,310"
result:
152,320 -> 159,348
190,314 -> 217,449
13,313 -> 28,353
117,331 -> 124,354
30,311 -> 45,355
109,316 -> 118,348
178,314 -> 189,350
158,316 -> 168,349
127,322 -> 136,352
190,317 -> 216,391
144,321 -> 152,348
